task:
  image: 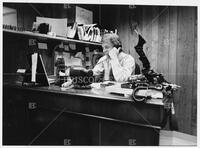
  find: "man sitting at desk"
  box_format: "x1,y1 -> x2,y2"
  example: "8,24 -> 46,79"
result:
61,33 -> 135,84
93,33 -> 135,82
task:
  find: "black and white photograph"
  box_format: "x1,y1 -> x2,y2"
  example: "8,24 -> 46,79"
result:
1,0 -> 199,146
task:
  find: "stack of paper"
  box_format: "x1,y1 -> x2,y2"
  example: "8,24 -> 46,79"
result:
77,24 -> 102,42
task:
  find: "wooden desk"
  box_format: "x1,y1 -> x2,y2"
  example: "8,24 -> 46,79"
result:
3,82 -> 165,145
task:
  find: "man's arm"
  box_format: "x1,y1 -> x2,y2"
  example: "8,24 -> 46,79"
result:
92,56 -> 106,76
110,54 -> 135,82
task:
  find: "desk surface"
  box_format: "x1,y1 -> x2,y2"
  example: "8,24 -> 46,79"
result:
4,81 -> 164,106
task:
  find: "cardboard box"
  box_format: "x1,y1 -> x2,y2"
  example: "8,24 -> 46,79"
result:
67,6 -> 93,25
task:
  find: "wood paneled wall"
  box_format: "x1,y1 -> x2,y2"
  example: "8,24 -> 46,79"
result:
101,5 -> 197,136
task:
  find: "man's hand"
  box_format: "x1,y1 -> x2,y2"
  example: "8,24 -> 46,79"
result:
108,47 -> 119,59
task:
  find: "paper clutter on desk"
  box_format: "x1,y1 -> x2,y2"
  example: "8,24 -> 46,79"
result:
105,84 -> 133,96
90,82 -> 101,89
16,69 -> 26,74
61,78 -> 73,88
134,89 -> 163,99
61,84 -> 74,90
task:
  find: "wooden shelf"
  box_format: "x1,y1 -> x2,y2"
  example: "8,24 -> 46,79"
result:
3,29 -> 102,46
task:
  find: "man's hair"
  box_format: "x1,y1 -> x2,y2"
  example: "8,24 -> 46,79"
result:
102,33 -> 122,48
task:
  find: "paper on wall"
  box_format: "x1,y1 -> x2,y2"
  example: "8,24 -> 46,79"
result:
54,52 -> 82,68
64,53 -> 82,67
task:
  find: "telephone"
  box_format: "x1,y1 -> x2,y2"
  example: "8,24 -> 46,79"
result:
114,44 -> 122,53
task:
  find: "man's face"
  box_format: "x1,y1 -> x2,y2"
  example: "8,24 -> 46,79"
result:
102,42 -> 113,55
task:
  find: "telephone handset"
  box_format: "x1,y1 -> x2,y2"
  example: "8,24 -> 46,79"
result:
114,44 -> 122,52
96,45 -> 123,66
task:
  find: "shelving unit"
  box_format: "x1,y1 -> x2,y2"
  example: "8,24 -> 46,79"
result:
3,29 -> 102,46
